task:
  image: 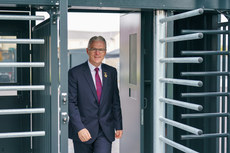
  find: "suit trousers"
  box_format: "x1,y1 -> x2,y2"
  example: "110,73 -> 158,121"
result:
73,127 -> 112,153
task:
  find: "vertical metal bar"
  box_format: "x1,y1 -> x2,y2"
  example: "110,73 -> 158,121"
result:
166,10 -> 174,153
153,10 -> 166,153
203,15 -> 208,153
59,0 -> 68,153
223,24 -> 228,153
226,21 -> 230,153
50,8 -> 59,153
216,14 -> 221,153
29,9 -> 33,149
222,25 -> 226,153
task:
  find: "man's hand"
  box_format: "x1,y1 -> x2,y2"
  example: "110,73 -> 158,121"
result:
78,128 -> 92,142
115,130 -> 123,139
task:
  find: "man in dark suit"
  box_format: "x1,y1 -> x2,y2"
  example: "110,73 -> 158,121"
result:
68,36 -> 123,153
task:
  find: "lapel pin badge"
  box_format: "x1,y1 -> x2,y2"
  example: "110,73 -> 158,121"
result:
104,72 -> 108,78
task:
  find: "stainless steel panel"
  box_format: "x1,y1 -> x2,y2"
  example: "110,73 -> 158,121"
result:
120,13 -> 141,153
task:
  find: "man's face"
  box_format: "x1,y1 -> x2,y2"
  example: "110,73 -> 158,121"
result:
87,40 -> 106,67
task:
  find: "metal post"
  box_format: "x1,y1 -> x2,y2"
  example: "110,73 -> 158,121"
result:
221,25 -> 227,153
226,19 -> 230,153
59,0 -> 68,153
153,10 -> 166,153
227,20 -> 230,153
159,98 -> 203,111
159,117 -> 203,135
160,78 -> 203,87
165,10 -> 174,153
49,7 -> 59,153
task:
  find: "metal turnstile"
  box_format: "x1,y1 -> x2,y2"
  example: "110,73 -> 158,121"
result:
153,9 -> 229,153
0,14 -> 46,152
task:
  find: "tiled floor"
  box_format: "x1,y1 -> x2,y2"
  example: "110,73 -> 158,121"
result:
68,139 -> 120,153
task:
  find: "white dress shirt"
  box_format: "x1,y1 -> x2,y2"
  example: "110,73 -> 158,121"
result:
88,60 -> 103,88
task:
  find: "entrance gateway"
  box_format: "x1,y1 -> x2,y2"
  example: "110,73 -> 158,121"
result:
0,0 -> 229,153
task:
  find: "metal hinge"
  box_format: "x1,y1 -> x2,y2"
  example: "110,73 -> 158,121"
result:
61,112 -> 69,124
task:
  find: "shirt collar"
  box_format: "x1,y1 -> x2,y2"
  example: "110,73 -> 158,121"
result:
88,60 -> 102,72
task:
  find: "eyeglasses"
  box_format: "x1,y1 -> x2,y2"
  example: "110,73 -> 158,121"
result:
88,48 -> 106,52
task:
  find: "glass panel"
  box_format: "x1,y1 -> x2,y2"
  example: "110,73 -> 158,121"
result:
129,33 -> 137,85
0,36 -> 17,83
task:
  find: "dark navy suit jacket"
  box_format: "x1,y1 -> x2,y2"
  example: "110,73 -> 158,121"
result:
68,61 -> 123,144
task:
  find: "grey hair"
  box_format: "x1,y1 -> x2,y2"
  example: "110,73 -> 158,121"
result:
87,36 -> 107,49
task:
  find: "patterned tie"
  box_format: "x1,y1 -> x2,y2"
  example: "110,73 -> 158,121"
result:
95,68 -> 102,104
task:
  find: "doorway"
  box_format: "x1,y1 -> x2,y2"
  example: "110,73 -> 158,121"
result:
67,12 -> 121,153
